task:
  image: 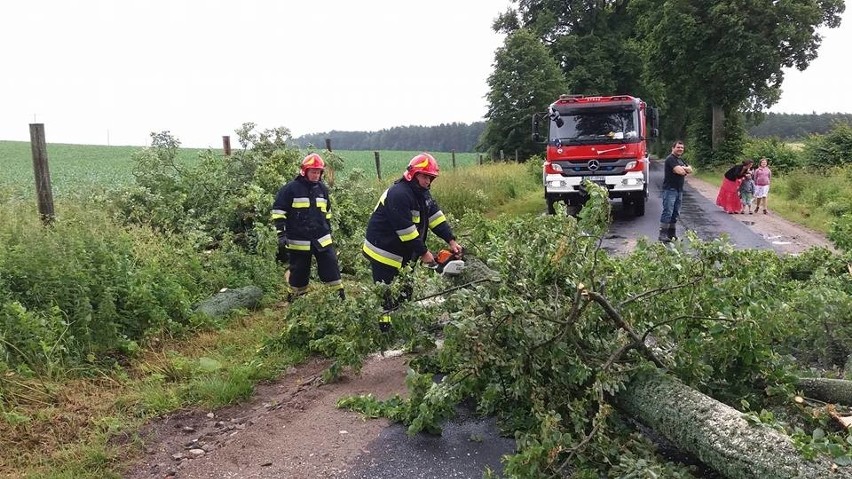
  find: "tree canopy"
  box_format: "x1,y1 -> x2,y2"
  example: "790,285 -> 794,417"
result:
480,0 -> 845,162
480,28 -> 568,159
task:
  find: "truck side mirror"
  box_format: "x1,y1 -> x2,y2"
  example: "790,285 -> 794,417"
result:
532,112 -> 546,143
650,107 -> 660,135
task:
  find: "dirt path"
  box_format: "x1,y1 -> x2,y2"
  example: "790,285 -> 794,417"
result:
685,176 -> 835,254
126,354 -> 409,479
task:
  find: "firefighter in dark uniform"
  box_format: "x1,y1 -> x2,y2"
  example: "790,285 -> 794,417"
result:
363,153 -> 461,329
271,153 -> 343,300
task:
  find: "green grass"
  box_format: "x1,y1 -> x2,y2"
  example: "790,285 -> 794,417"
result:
0,308 -> 301,478
333,149 -> 484,180
430,160 -> 542,217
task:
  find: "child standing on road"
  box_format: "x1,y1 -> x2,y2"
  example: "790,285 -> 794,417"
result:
753,157 -> 772,214
738,172 -> 756,214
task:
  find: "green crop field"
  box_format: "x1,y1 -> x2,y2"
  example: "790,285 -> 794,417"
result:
0,140 -> 209,199
0,141 -> 482,199
333,150 -> 482,180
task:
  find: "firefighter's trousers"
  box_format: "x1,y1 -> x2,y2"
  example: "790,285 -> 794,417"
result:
288,246 -> 342,295
369,259 -> 413,313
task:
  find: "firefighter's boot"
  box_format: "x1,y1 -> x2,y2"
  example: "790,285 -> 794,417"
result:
668,223 -> 678,241
658,223 -> 671,243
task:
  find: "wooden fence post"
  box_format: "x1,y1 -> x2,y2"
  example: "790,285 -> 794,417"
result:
515,149 -> 519,162
29,123 -> 55,225
478,154 -> 483,165
374,151 -> 381,180
222,136 -> 231,156
451,150 -> 456,170
325,138 -> 332,152
500,150 -> 505,162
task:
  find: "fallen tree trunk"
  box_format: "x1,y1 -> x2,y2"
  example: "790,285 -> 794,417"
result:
797,377 -> 852,406
616,369 -> 851,479
194,285 -> 263,319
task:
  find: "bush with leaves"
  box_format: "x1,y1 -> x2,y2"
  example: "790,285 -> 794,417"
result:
829,214 -> 852,252
0,200 -> 280,374
117,127 -> 304,251
773,248 -> 852,369
741,136 -> 803,172
802,122 -> 852,168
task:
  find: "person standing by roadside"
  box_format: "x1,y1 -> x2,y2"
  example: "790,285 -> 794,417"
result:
271,153 -> 344,301
752,157 -> 772,214
363,153 -> 462,331
659,140 -> 692,242
716,159 -> 754,214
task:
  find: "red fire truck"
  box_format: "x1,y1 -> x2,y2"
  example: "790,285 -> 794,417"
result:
533,94 -> 659,216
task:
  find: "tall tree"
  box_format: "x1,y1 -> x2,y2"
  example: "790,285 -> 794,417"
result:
480,28 -> 568,159
630,0 -> 844,156
497,1 -> 655,99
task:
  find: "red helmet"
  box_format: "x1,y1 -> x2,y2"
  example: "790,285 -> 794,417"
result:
300,153 -> 326,176
403,153 -> 440,181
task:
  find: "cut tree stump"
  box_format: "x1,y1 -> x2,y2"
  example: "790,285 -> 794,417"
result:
616,369 -> 852,479
194,286 -> 263,319
798,377 -> 852,406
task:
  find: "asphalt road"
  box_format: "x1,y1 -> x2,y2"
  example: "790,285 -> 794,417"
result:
602,158 -> 770,252
346,401 -> 515,479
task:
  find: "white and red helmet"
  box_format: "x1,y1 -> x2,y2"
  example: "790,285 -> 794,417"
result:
300,153 -> 326,176
403,153 -> 440,181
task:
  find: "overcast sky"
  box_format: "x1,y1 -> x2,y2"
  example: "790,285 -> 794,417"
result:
2,2 -> 849,148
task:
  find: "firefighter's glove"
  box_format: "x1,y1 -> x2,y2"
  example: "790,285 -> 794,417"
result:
420,250 -> 436,266
276,235 -> 289,264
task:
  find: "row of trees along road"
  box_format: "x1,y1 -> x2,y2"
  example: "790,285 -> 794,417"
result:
482,0 -> 845,165
295,122 -> 485,153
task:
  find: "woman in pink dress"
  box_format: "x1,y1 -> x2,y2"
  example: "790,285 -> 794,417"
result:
716,159 -> 753,213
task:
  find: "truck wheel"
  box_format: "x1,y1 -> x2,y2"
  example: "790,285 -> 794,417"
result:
567,204 -> 582,217
631,195 -> 646,217
546,197 -> 557,215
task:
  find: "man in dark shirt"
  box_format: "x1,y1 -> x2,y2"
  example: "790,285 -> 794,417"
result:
660,140 -> 692,242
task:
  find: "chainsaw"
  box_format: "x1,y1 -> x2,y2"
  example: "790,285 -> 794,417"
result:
429,248 -> 466,276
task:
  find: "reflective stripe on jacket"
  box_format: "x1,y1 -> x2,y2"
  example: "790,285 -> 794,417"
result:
271,175 -> 334,250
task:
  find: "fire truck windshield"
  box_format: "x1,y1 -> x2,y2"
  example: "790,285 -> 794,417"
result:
550,106 -> 639,144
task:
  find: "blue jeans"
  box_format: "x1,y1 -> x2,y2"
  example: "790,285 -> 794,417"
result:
660,188 -> 683,224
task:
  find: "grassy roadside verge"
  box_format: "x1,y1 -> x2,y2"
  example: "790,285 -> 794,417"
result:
0,309 -> 302,478
693,168 -> 851,235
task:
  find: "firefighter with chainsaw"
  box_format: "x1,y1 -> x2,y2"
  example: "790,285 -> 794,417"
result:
271,153 -> 344,300
363,153 -> 462,330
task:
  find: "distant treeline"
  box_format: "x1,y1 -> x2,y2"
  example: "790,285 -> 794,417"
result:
295,122 -> 486,153
294,113 -> 851,151
748,112 -> 852,139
